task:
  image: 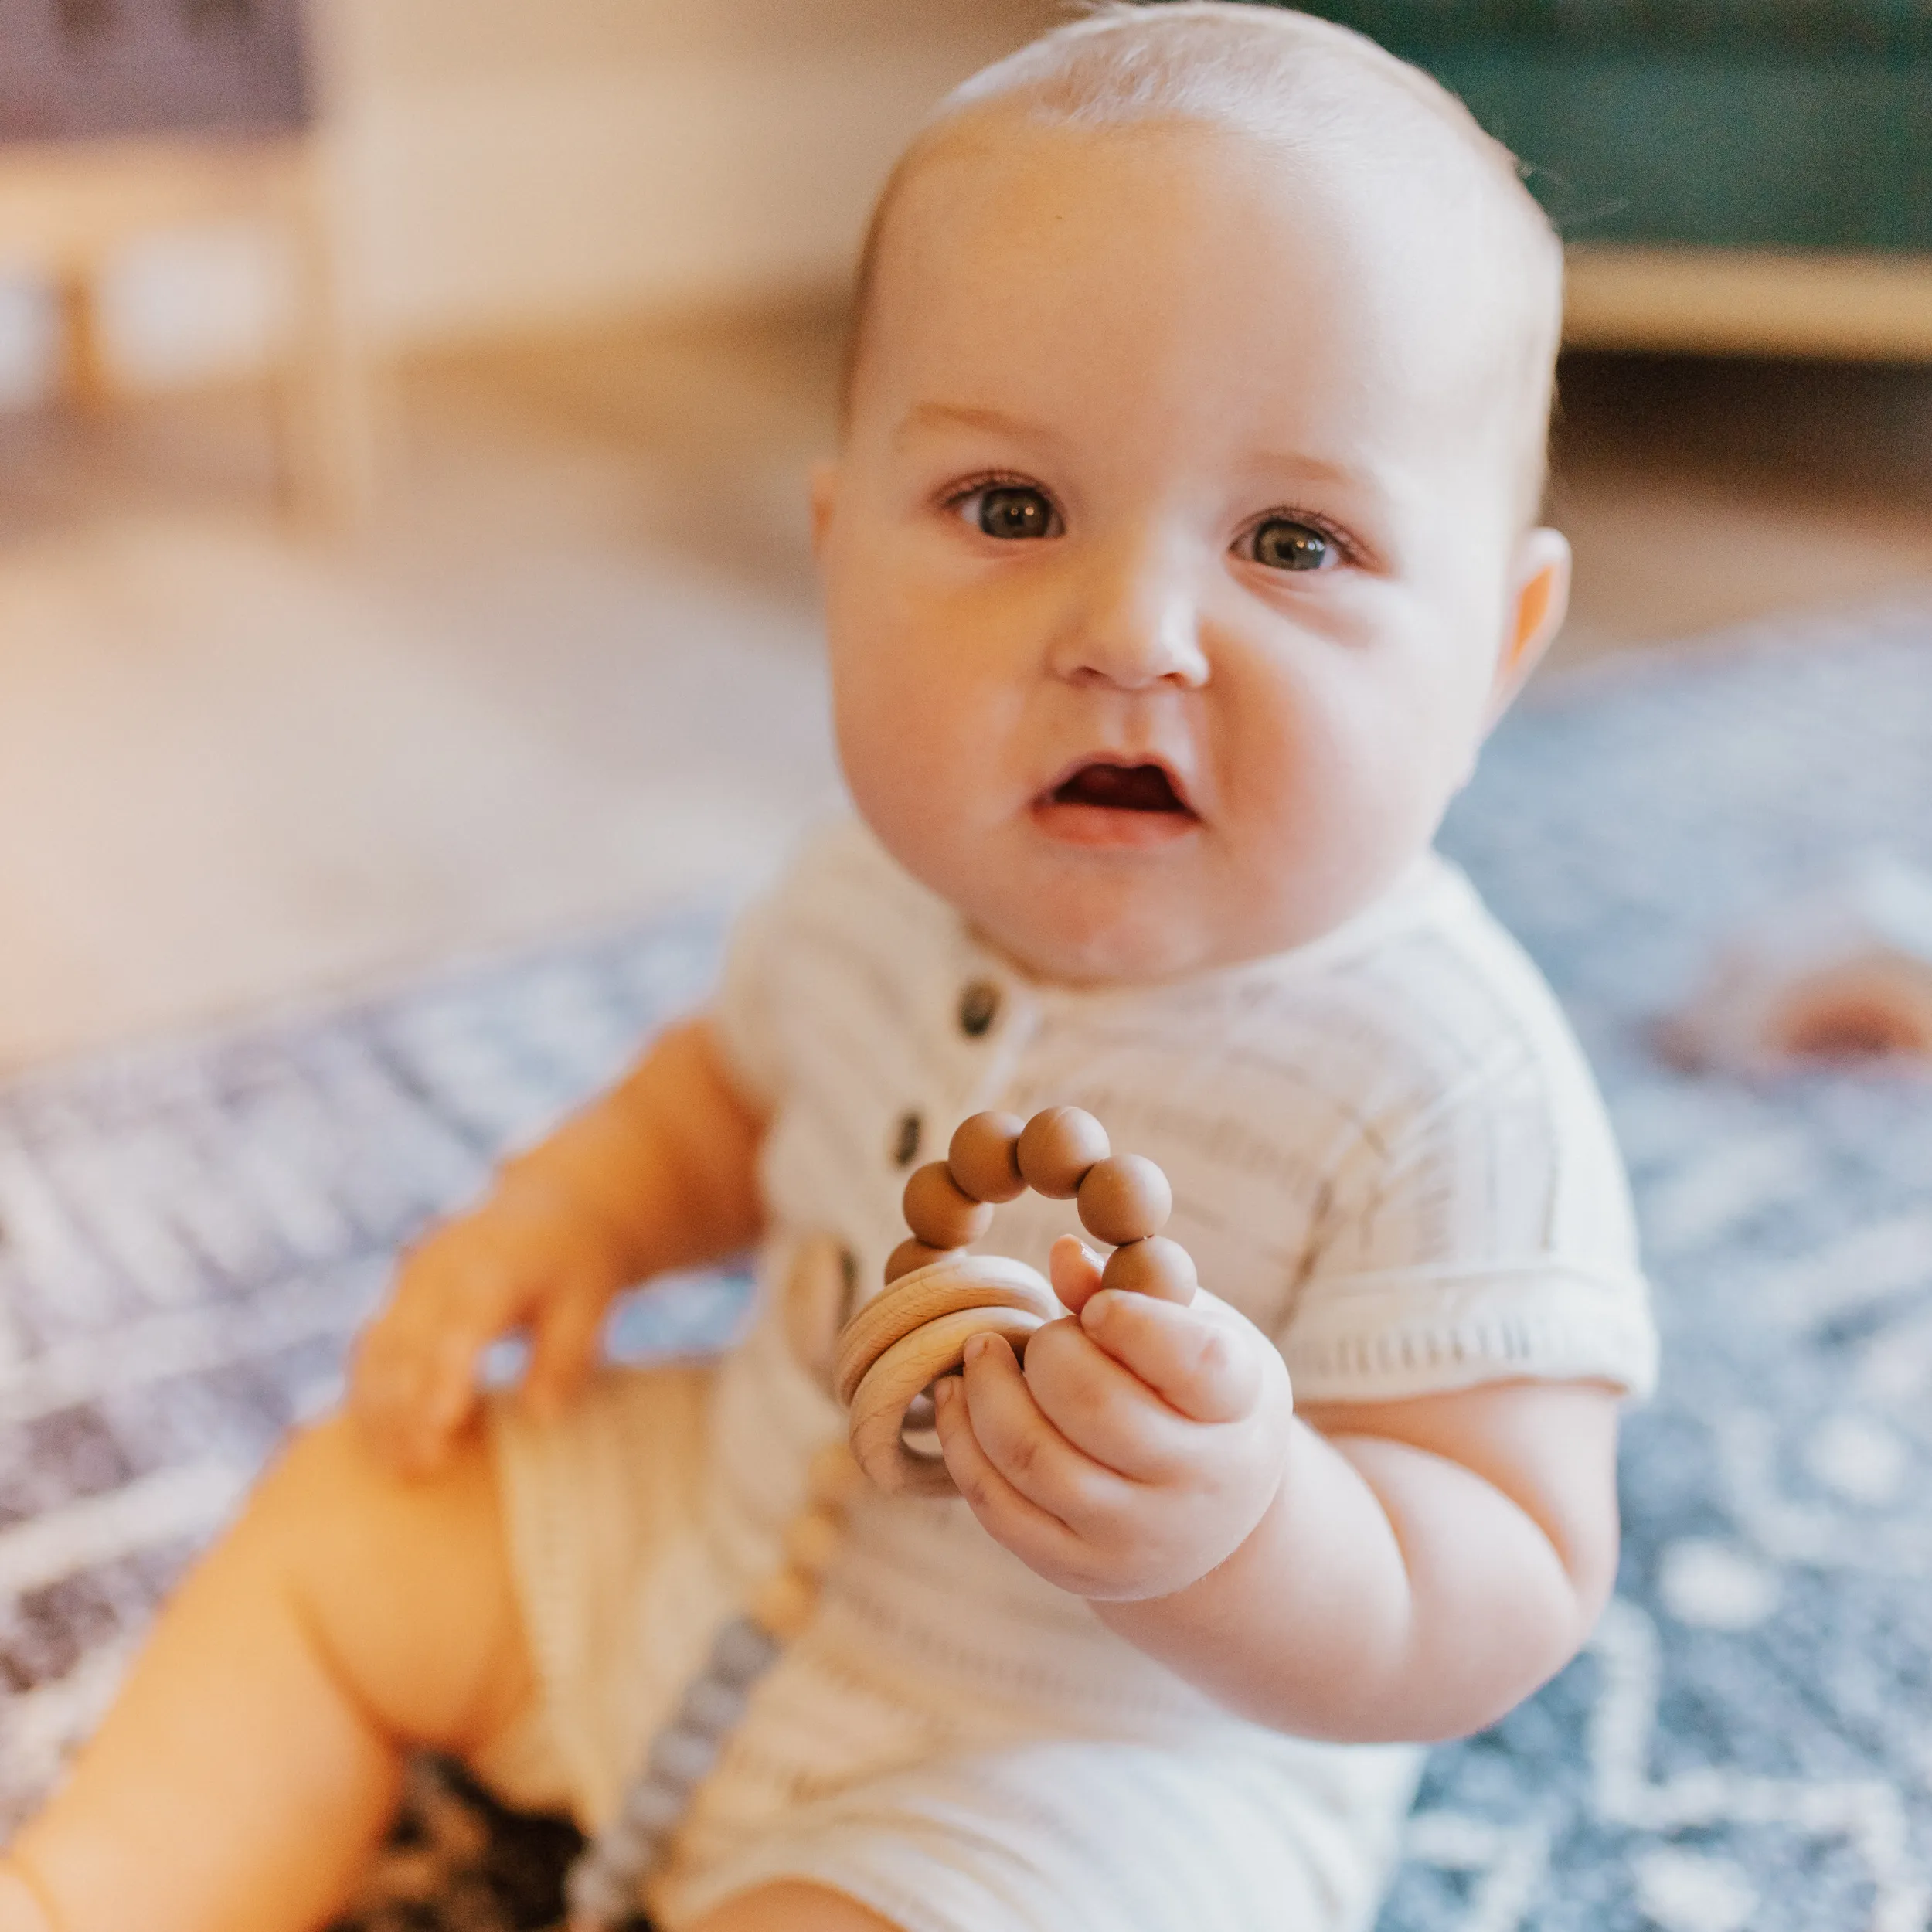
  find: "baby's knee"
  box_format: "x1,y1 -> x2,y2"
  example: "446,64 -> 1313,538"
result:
257,1407 -> 376,1513
271,1404 -> 434,1491
253,1404 -> 513,1604
251,1410 -> 498,1555
239,1413 -> 532,1750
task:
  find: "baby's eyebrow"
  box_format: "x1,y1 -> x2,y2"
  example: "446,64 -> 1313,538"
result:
1241,450 -> 1377,496
895,401 -> 1066,451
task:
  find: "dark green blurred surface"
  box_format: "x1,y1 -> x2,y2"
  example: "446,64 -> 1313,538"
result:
1257,1 -> 1932,248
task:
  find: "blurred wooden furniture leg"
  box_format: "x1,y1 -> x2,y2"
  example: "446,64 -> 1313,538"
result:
0,136 -> 376,534
53,259 -> 111,413
274,143 -> 374,535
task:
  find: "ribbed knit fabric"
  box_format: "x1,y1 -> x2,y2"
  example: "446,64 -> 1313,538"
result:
481,818 -> 1655,1930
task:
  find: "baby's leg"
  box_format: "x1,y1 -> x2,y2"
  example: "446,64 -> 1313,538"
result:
0,1413 -> 533,1932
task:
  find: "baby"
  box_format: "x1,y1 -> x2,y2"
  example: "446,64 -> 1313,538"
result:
1,7 -> 1657,1930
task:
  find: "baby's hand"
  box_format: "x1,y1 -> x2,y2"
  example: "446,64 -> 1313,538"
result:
932,1236 -> 1293,1600
350,1174 -> 631,1475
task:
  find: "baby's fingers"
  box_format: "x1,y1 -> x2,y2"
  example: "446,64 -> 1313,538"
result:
354,1256 -> 514,1470
1078,1289 -> 1270,1426
1048,1236 -> 1106,1315
352,1326 -> 466,1474
933,1366 -> 1106,1596
957,1331 -> 1144,1529
521,1286 -> 608,1420
349,1312 -> 444,1471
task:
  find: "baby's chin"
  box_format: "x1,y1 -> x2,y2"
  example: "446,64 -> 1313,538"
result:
957,854 -> 1270,986
961,828 -> 1420,985
863,809 -> 1347,985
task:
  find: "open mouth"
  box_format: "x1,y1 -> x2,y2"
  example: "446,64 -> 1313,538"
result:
1050,762 -> 1191,814
1032,760 -> 1200,846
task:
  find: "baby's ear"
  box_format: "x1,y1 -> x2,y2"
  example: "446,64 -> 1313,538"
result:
808,459 -> 840,560
1485,527 -> 1571,729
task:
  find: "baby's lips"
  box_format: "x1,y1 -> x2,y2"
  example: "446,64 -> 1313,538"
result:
1038,753 -> 1199,818
1029,757 -> 1206,849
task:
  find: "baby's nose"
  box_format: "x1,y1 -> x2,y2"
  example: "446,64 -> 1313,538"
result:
1049,549 -> 1209,690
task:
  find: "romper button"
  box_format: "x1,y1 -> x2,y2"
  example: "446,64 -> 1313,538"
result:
958,979 -> 1001,1038
892,1111 -> 922,1166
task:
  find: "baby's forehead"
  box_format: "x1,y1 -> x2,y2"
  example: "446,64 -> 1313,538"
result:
918,100 -> 1526,308
894,106 -> 1491,285
859,112 -> 1546,485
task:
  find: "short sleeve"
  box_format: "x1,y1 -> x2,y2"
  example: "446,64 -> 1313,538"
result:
1276,910 -> 1658,1405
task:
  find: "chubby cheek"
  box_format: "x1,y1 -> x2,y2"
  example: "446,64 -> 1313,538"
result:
1218,647 -> 1466,930
825,570 -> 1022,870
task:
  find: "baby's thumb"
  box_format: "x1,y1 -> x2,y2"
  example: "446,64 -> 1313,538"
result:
1049,1235 -> 1106,1315
522,1291 -> 607,1421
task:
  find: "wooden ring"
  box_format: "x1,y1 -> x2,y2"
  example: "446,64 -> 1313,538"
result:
837,1255 -> 1055,1495
833,1253 -> 1057,1406
850,1303 -> 1046,1495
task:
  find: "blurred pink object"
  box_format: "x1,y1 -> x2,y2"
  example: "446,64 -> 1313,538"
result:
1664,856 -> 1932,1071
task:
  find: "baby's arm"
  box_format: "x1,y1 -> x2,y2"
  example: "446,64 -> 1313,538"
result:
934,1243 -> 1618,1744
1101,1373 -> 1618,1743
353,1017 -> 765,1471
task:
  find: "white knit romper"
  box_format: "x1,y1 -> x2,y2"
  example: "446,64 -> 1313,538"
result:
481,818 -> 1656,1932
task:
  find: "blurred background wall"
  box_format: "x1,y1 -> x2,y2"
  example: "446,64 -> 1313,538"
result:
0,0 -> 1060,402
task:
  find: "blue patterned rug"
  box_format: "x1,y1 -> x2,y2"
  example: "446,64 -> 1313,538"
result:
2,604 -> 1930,1932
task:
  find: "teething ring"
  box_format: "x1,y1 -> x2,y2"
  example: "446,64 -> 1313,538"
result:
837,1256 -> 1057,1495
834,1107 -> 1198,1495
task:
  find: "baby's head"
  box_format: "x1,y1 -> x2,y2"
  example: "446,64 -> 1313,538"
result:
812,2 -> 1569,983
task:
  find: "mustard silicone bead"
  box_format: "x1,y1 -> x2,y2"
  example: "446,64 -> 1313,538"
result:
883,1236 -> 957,1286
1016,1107 -> 1111,1199
902,1162 -> 993,1250
1077,1153 -> 1173,1247
1100,1235 -> 1198,1304
947,1111 -> 1027,1203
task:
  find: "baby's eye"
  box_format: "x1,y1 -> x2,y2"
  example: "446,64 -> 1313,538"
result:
957,484 -> 1062,541
1242,518 -> 1334,573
